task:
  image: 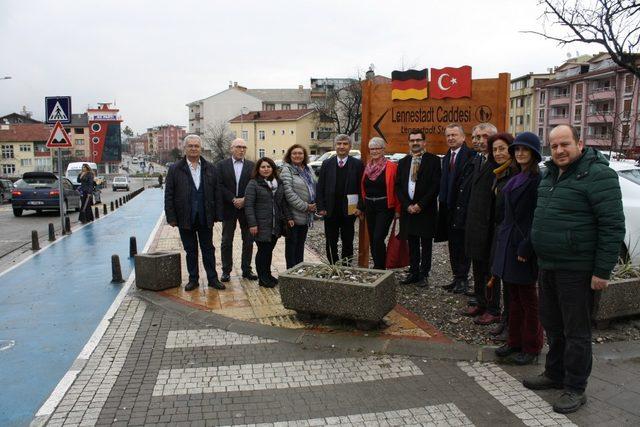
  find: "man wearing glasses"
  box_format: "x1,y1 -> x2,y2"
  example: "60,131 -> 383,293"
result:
217,138 -> 258,282
395,129 -> 441,287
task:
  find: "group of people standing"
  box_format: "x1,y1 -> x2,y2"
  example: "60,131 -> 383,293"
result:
164,121 -> 625,414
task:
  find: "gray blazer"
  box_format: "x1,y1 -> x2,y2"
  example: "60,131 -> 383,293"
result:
244,177 -> 292,242
280,162 -> 315,226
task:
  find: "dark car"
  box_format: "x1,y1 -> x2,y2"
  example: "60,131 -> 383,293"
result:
11,172 -> 81,217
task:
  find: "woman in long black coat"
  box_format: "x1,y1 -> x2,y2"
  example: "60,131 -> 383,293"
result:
78,163 -> 95,223
491,132 -> 544,365
245,157 -> 293,288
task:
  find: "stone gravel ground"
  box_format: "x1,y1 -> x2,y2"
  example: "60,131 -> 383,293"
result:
305,220 -> 640,346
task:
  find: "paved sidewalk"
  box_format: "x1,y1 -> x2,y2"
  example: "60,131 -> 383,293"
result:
33,218 -> 640,426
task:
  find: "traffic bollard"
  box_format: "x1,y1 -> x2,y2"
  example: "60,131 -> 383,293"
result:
65,216 -> 71,234
103,204 -> 107,215
31,230 -> 40,251
94,206 -> 100,218
48,223 -> 56,241
115,199 -> 119,209
110,201 -> 114,211
129,236 -> 137,258
111,254 -> 125,283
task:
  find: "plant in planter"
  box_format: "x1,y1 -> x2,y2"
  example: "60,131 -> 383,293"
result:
278,257 -> 397,330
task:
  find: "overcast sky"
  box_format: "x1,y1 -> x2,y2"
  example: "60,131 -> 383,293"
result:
0,0 -> 601,133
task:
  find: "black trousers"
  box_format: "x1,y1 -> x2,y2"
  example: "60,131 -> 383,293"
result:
79,193 -> 94,223
539,269 -> 594,393
178,224 -> 218,284
324,214 -> 356,264
285,224 -> 308,269
365,199 -> 394,269
255,237 -> 278,282
408,235 -> 433,277
221,216 -> 254,275
472,258 -> 501,315
448,228 -> 470,281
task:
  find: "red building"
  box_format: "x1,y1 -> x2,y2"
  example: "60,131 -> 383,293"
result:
147,125 -> 186,160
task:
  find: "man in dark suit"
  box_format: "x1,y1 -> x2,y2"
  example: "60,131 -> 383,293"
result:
396,129 -> 441,287
165,135 -> 224,291
436,123 -> 475,292
217,138 -> 257,282
316,134 -> 364,264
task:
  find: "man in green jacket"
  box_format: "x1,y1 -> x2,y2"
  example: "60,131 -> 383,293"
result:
524,124 -> 625,414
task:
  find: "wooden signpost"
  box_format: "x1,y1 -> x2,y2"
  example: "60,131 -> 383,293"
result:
357,70 -> 510,266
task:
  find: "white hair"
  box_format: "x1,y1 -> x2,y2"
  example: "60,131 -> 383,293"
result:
183,134 -> 202,146
368,137 -> 386,149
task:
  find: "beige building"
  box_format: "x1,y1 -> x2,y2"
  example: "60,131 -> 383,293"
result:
509,72 -> 554,134
228,109 -> 329,161
63,113 -> 91,161
0,124 -> 51,177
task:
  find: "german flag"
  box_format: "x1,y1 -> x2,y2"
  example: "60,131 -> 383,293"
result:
391,69 -> 428,100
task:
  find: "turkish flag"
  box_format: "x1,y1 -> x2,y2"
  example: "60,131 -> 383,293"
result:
430,66 -> 472,99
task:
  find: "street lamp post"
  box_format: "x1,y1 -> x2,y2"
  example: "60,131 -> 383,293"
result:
0,76 -> 11,81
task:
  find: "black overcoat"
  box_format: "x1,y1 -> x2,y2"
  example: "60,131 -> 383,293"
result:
464,156 -> 499,260
395,153 -> 441,239
216,157 -> 255,221
316,155 -> 364,217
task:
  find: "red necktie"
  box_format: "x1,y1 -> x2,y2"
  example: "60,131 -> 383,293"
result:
338,159 -> 345,168
449,151 -> 456,171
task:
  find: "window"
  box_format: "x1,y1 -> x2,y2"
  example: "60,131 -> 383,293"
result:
75,150 -> 85,157
574,126 -> 581,138
265,104 -> 275,111
622,124 -> 630,142
575,83 -> 583,100
258,130 -> 265,140
290,130 -> 294,135
272,130 -> 276,135
516,116 -> 524,125
625,74 -> 634,93
623,99 -> 632,118
272,149 -> 276,154
258,148 -> 265,158
1,144 -> 14,159
241,130 -> 248,140
35,158 -> 50,171
20,158 -> 32,166
281,130 -> 285,135
538,127 -> 544,138
282,104 -> 291,110
19,144 -> 31,152
515,97 -> 524,108
2,164 -> 15,174
298,104 -> 307,109
538,110 -> 545,121
75,139 -> 84,145
574,105 -> 582,122
539,91 -> 546,104
311,131 -> 316,139
74,128 -> 84,134
526,114 -> 530,125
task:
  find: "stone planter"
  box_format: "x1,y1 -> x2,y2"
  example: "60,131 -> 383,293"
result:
593,276 -> 640,328
135,251 -> 181,291
279,262 -> 397,329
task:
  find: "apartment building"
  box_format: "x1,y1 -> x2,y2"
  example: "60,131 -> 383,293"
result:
0,124 -> 52,177
509,72 -> 553,134
535,53 -> 640,150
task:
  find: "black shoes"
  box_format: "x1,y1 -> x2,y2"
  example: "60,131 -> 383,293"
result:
495,345 -> 520,358
509,352 -> 539,366
553,390 -> 587,414
416,277 -> 429,288
220,273 -> 231,282
523,373 -> 564,391
452,280 -> 469,294
401,274 -> 421,285
208,279 -> 226,290
243,272 -> 258,280
268,275 -> 278,285
258,280 -> 275,288
184,281 -> 199,291
442,280 -> 457,291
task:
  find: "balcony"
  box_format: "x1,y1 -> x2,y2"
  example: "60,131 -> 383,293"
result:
548,114 -> 570,126
549,94 -> 570,106
586,110 -> 615,123
588,86 -> 616,100
585,134 -> 614,147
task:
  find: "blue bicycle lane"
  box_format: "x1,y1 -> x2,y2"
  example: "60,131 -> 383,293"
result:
0,188 -> 164,427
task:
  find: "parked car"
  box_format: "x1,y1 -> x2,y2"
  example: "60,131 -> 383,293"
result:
0,178 -> 14,203
112,176 -> 130,191
387,152 -> 408,163
309,149 -> 361,176
11,172 -> 81,217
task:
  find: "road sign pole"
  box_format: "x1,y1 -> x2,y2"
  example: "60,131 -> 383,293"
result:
57,148 -> 65,233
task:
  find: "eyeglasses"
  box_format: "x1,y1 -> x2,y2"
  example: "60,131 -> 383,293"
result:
472,135 -> 489,140
409,138 -> 424,142
186,144 -> 201,148
369,147 -> 384,151
233,146 -> 247,149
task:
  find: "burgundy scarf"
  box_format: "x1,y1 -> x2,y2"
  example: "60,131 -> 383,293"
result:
364,157 -> 387,181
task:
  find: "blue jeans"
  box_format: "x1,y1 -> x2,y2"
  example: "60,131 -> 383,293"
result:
285,224 -> 308,269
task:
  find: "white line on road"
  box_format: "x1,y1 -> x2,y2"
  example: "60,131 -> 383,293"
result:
166,328 -> 278,348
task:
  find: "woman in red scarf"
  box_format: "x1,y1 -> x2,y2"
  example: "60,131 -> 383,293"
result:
361,137 -> 400,269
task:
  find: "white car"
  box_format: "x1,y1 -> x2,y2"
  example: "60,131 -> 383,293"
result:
309,149 -> 361,176
608,161 -> 640,265
112,176 -> 130,191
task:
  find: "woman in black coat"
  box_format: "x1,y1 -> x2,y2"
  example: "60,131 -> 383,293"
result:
491,132 -> 544,365
245,157 -> 294,288
78,163 -> 95,223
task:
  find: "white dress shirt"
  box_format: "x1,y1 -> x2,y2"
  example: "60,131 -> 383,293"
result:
188,158 -> 201,190
233,157 -> 244,196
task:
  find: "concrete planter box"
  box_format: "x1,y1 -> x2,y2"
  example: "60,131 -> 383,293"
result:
135,252 -> 181,291
593,277 -> 640,328
279,262 -> 397,329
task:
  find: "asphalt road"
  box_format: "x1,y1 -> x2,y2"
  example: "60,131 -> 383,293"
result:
0,177 -> 149,272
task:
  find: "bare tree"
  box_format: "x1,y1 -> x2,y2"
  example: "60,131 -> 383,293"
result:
528,0 -> 640,78
202,121 -> 234,163
312,79 -> 363,139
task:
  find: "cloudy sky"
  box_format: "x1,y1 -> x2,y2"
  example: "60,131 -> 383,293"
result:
0,0 -> 601,133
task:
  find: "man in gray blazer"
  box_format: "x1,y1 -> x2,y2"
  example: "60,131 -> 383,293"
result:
217,138 -> 257,282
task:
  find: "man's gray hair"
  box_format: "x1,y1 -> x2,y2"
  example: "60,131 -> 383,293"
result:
472,123 -> 498,135
368,137 -> 385,149
184,134 -> 202,146
445,123 -> 465,136
334,134 -> 352,144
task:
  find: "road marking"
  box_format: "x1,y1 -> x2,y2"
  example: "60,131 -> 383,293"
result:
153,355 -> 423,396
0,339 -> 15,351
166,329 -> 277,348
458,362 -> 576,426
32,211 -> 164,423
225,403 -> 474,426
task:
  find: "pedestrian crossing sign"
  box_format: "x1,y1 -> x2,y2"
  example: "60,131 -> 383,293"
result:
45,96 -> 72,124
45,121 -> 73,148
